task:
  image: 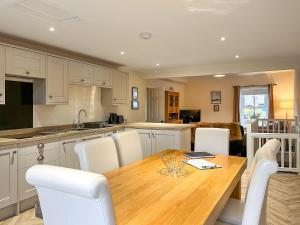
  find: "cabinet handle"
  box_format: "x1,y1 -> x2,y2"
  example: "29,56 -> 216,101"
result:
62,140 -> 77,145
37,143 -> 44,149
26,71 -> 30,75
102,82 -> 106,86
113,98 -> 116,101
148,133 -> 151,139
49,95 -> 53,99
0,93 -> 2,97
37,155 -> 44,161
11,151 -> 17,165
152,133 -> 155,139
81,79 -> 84,82
113,129 -> 117,133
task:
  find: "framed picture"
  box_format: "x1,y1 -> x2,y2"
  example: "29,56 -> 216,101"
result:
131,100 -> 139,110
213,105 -> 219,112
132,87 -> 138,100
211,91 -> 221,104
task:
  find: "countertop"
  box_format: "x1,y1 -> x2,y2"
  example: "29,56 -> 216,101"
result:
125,122 -> 195,130
0,122 -> 194,147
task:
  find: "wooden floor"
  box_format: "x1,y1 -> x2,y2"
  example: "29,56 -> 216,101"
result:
0,172 -> 299,225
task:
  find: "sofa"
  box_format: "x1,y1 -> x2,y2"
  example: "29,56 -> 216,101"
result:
191,122 -> 246,156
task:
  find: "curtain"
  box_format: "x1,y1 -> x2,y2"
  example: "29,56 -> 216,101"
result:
268,84 -> 275,119
233,86 -> 240,122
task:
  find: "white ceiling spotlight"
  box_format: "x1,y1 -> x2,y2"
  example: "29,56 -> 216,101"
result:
220,36 -> 226,41
156,63 -> 160,67
120,51 -> 125,55
235,54 -> 240,58
213,74 -> 226,78
140,32 -> 152,40
49,26 -> 55,32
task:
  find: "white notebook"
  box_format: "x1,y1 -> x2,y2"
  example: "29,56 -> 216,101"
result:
184,159 -> 222,170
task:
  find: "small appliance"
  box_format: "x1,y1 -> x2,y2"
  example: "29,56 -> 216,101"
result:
109,113 -> 118,124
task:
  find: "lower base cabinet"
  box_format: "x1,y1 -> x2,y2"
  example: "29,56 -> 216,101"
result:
0,148 -> 17,209
128,128 -> 191,158
18,141 -> 61,201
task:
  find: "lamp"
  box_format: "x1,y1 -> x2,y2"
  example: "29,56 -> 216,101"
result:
280,100 -> 293,119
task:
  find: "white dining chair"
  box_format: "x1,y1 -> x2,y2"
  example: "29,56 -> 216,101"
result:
74,137 -> 119,174
194,128 -> 230,155
26,165 -> 116,225
216,139 -> 280,225
112,130 -> 143,166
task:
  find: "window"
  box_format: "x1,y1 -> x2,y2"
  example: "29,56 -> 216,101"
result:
239,86 -> 269,127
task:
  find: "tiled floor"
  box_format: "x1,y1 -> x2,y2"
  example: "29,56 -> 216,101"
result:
0,172 -> 299,225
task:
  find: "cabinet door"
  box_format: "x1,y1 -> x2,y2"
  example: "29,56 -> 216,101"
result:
47,56 -> 68,104
137,130 -> 152,157
153,130 -> 178,153
93,66 -> 112,88
5,46 -> 46,78
61,139 -> 80,169
68,61 -> 92,85
0,149 -> 17,209
112,71 -> 128,104
0,45 -> 4,104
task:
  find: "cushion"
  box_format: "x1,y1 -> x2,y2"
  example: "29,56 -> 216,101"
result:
218,198 -> 245,225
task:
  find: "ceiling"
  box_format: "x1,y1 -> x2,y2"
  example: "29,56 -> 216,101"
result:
0,0 -> 299,73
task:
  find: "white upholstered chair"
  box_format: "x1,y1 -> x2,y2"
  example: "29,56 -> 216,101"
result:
112,130 -> 143,166
26,165 -> 116,225
217,139 -> 280,225
74,137 -> 119,174
194,128 -> 230,155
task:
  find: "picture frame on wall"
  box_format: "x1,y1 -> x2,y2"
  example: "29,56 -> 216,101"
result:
211,91 -> 221,104
213,105 -> 219,112
132,87 -> 138,100
131,100 -> 139,110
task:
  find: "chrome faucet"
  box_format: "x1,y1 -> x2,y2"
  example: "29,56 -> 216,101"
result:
77,109 -> 87,128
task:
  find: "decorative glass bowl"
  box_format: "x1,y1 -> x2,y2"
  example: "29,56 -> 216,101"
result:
159,152 -> 190,177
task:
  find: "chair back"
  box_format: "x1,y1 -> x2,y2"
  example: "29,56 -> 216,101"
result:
194,128 -> 230,155
242,139 -> 280,225
75,137 -> 119,174
112,130 -> 143,166
26,165 -> 116,225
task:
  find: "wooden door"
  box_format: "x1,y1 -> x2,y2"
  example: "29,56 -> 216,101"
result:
0,149 -> 17,209
5,46 -> 46,78
68,61 -> 92,85
47,56 -> 68,104
93,66 -> 112,88
112,71 -> 128,104
0,45 -> 4,104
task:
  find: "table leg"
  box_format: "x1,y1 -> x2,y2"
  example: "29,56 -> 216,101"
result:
231,180 -> 241,200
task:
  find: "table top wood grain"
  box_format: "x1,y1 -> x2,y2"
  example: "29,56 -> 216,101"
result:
104,150 -> 246,225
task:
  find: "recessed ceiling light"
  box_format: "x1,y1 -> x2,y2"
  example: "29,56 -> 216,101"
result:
140,32 -> 152,40
220,36 -> 226,41
120,51 -> 125,55
156,63 -> 160,67
213,74 -> 226,78
49,27 -> 55,32
235,55 -> 240,58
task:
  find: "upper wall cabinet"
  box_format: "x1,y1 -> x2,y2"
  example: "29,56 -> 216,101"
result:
93,66 -> 112,88
102,71 -> 129,105
0,45 -> 4,104
68,61 -> 92,85
5,47 -> 46,79
34,56 -> 68,104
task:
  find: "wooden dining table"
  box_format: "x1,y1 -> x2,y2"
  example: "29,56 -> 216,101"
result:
104,150 -> 247,225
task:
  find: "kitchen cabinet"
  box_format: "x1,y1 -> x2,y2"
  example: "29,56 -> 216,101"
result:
5,46 -> 46,79
68,60 -> 92,85
0,45 -> 4,104
18,141 -> 61,201
61,138 -> 80,169
93,66 -> 112,88
33,56 -> 69,104
101,70 -> 129,105
0,148 -> 17,209
131,128 -> 191,157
